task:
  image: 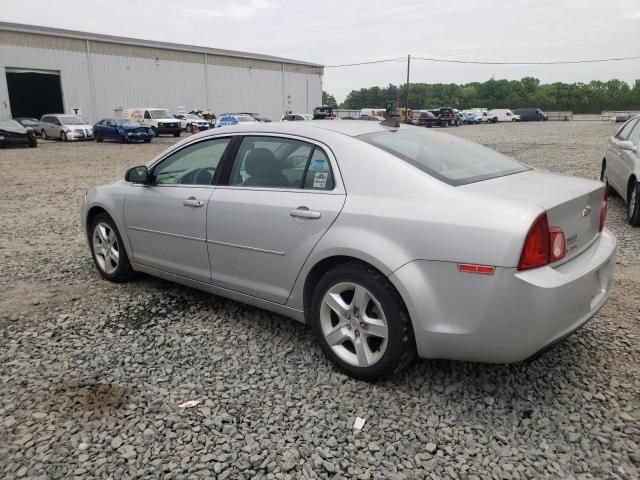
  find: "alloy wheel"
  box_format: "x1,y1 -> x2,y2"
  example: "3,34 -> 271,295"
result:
319,282 -> 389,368
92,222 -> 120,275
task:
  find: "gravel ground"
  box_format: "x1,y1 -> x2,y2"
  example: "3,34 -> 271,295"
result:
1,123 -> 638,480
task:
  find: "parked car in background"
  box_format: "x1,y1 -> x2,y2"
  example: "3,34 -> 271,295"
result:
357,115 -> 385,121
601,115 -> 640,225
460,112 -> 478,124
82,120 -> 616,380
40,114 -> 93,141
0,118 -> 37,148
14,117 -> 42,135
121,108 -> 181,137
281,113 -> 313,121
514,108 -> 548,121
414,111 -> 444,128
489,109 -> 520,122
94,118 -> 153,143
215,114 -> 259,127
437,107 -> 458,126
174,113 -> 211,133
241,113 -> 272,123
466,110 -> 498,124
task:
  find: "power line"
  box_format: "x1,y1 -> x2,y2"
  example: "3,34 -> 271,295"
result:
410,56 -> 640,65
323,55 -> 640,68
325,57 -> 405,68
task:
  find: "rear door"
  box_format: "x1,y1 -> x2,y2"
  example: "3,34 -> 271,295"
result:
207,135 -> 346,303
620,121 -> 640,202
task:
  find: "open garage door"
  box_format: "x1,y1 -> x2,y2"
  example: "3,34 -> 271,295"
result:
6,68 -> 63,119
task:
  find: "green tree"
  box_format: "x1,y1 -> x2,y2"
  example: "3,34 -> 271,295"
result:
322,91 -> 338,108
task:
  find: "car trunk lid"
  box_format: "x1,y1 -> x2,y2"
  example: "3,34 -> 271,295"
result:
462,170 -> 605,262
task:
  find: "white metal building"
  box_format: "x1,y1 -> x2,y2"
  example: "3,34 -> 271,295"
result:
0,22 -> 323,122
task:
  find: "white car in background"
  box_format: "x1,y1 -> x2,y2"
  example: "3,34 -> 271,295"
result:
40,114 -> 93,141
489,109 -> 521,122
174,113 -> 211,133
464,110 -> 497,124
601,114 -> 640,225
281,113 -> 313,121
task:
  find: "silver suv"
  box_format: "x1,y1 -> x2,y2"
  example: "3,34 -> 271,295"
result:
40,114 -> 93,141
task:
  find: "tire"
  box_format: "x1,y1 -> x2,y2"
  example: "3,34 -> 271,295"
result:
600,161 -> 616,197
96,135 -> 103,142
173,131 -> 181,138
186,123 -> 192,133
144,139 -> 151,143
28,136 -> 37,148
89,213 -> 135,282
118,134 -> 127,144
151,127 -> 159,137
41,129 -> 48,140
60,131 -> 66,141
309,262 -> 416,381
512,118 -> 517,122
628,179 -> 640,227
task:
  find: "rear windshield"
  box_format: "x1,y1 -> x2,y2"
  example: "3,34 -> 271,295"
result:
359,129 -> 529,186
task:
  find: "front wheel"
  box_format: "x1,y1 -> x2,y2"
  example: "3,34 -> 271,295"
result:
60,131 -> 67,141
173,131 -> 181,138
310,262 -> 416,381
186,124 -> 192,133
41,129 -> 48,140
89,213 -> 135,282
628,179 -> 640,227
151,127 -> 159,137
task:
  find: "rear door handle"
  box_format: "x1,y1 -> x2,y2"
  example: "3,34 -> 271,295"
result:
183,197 -> 204,207
289,207 -> 321,219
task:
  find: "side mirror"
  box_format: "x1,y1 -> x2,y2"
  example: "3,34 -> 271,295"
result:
125,165 -> 150,183
618,140 -> 637,152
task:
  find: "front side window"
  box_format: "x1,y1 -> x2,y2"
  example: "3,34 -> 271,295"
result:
616,119 -> 638,141
153,138 -> 231,186
359,129 -> 529,186
228,136 -> 334,190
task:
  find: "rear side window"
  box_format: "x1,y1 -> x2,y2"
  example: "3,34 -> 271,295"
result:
627,121 -> 640,146
228,136 -> 334,190
359,129 -> 529,186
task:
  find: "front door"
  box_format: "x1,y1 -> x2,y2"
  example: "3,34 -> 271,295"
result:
207,135 -> 346,303
124,137 -> 232,283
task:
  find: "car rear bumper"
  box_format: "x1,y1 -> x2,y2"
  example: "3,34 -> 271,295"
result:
390,228 -> 617,363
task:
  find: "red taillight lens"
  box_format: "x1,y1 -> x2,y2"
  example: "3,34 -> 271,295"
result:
599,189 -> 608,232
549,228 -> 566,262
518,213 -> 550,271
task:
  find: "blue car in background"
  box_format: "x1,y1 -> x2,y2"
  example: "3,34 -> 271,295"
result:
94,118 -> 154,143
461,112 -> 478,125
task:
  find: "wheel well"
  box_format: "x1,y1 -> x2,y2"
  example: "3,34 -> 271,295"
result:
302,255 -> 409,319
85,206 -> 108,239
629,175 -> 637,198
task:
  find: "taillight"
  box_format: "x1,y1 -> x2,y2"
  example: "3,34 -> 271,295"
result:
599,189 -> 608,232
518,213 -> 567,270
518,213 -> 550,270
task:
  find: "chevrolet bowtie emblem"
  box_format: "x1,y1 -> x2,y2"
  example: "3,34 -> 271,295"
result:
582,205 -> 592,217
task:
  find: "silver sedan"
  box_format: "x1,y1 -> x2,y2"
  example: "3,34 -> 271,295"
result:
82,120 -> 617,380
601,114 -> 640,225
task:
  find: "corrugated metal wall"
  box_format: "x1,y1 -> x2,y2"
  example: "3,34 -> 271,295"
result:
0,32 -> 322,121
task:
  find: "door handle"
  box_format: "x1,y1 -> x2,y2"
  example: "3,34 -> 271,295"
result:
289,207 -> 321,219
183,197 -> 204,207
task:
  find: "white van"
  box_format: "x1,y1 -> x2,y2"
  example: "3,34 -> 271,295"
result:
488,109 -> 520,122
121,108 -> 181,137
464,109 -> 497,124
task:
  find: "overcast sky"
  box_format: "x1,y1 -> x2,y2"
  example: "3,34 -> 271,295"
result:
2,0 -> 639,102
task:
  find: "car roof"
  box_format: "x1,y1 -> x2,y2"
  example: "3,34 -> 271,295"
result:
210,119 -> 390,137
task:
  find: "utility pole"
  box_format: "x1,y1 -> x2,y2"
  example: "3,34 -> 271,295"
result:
405,54 -> 411,122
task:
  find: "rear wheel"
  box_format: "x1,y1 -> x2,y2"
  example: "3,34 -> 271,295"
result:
628,179 -> 640,227
89,213 -> 134,282
310,262 -> 416,381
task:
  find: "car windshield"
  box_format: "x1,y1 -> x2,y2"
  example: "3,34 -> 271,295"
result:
359,129 -> 529,186
115,119 -> 140,127
0,119 -> 22,129
185,114 -> 201,120
59,116 -> 85,125
150,109 -> 172,119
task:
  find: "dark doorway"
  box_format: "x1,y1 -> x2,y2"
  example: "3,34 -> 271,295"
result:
6,68 -> 64,119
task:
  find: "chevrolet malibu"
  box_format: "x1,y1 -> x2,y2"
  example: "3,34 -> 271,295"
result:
82,120 -> 616,380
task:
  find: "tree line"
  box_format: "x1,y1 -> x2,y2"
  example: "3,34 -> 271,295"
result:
324,77 -> 640,113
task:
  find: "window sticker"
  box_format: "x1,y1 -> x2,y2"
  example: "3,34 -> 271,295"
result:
313,172 -> 328,188
313,158 -> 326,170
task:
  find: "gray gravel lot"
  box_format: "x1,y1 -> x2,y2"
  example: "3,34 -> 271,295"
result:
1,122 -> 638,479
